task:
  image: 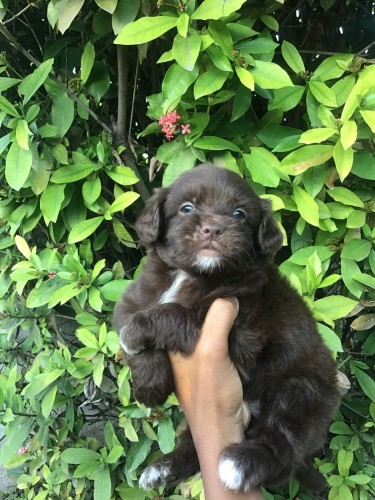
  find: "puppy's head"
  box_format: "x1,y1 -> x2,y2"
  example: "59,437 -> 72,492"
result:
136,164 -> 282,274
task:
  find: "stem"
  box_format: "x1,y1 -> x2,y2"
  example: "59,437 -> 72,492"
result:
117,45 -> 129,141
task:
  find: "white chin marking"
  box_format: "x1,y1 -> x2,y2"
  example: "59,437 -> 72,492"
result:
218,457 -> 244,491
139,463 -> 171,489
119,326 -> 140,356
195,255 -> 221,272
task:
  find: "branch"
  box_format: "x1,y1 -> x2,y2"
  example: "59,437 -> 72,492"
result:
357,41 -> 375,57
2,3 -> 33,25
116,45 -> 128,141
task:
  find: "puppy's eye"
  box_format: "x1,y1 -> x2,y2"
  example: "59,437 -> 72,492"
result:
232,209 -> 246,219
180,203 -> 196,214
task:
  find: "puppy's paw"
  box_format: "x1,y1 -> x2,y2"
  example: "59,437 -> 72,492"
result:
139,462 -> 174,490
218,453 -> 246,491
218,444 -> 262,492
133,383 -> 170,407
119,313 -> 150,355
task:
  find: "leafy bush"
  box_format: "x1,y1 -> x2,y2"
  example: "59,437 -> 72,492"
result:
0,1 -> 374,499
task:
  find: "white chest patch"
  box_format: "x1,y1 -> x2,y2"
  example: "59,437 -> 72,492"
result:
159,271 -> 188,304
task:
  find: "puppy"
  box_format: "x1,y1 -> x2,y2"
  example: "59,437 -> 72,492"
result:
113,164 -> 340,492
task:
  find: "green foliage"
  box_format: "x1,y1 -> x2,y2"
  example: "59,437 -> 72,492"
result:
0,0 -> 374,499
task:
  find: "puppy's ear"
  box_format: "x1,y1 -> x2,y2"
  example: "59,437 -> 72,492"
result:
258,200 -> 283,257
136,188 -> 169,245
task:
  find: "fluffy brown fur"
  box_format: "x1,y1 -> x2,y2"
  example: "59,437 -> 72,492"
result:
113,164 -> 340,492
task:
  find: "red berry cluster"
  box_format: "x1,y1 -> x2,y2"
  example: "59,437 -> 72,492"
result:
158,110 -> 191,141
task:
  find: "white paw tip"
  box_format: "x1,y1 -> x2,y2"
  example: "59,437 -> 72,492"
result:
119,327 -> 140,355
139,464 -> 170,490
218,457 -> 244,491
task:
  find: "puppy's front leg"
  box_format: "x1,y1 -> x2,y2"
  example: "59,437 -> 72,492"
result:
119,303 -> 200,356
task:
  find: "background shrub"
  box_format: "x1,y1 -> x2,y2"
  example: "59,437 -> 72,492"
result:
0,1 -> 374,499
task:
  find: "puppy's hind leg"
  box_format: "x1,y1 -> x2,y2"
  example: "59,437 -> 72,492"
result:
139,426 -> 199,490
219,377 -> 335,491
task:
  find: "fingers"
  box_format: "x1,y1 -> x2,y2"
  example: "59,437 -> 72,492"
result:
198,298 -> 239,353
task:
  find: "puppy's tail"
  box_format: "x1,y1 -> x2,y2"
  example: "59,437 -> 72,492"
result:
295,462 -> 327,493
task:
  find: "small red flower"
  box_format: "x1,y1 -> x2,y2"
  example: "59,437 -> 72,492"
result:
18,447 -> 28,455
181,123 -> 191,135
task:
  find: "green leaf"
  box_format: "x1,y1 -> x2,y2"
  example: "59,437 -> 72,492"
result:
313,296 -> 357,322
194,67 -> 230,99
83,177 -> 102,205
93,353 -> 105,387
193,136 -> 240,152
347,474 -> 372,485
114,16 -> 178,45
177,13 -> 189,37
206,45 -> 232,72
48,0 -> 85,34
87,62 -> 111,102
299,127 -> 336,145
5,141 -> 33,191
341,238 -> 371,262
309,81 -> 337,107
281,40 -> 305,73
312,54 -> 353,82
109,192 -> 140,213
41,384 -> 57,419
172,29 -> 201,71
0,95 -> 19,117
360,109 -> 375,133
191,0 -> 247,20
16,120 -> 30,150
73,460 -> 101,478
352,151 -> 375,180
352,273 -> 375,289
40,183 -> 65,224
251,61 -> 293,89
243,149 -> 280,187
162,147 -> 196,187
327,187 -> 363,207
106,445 -> 123,464
260,15 -> 279,31
268,86 -> 305,112
95,0 -> 117,14
112,0 -> 140,35
0,419 -> 33,466
208,20 -> 233,60
346,210 -> 366,229
51,94 -> 75,137
18,59 -> 54,105
293,186 -> 319,227
354,368 -> 375,403
237,38 -> 278,54
100,279 -> 131,302
105,166 -> 139,185
51,164 -> 97,183
281,145 -> 333,175
288,246 -> 335,265
81,41 -> 95,84
22,369 -> 65,398
340,120 -> 357,150
60,448 -> 100,464
235,67 -> 254,90
317,323 -> 343,352
333,140 -> 353,182
68,217 -> 104,244
0,77 -> 21,92
329,421 -> 353,435
341,258 -> 364,299
126,435 -> 152,472
157,416 -> 175,454
162,63 -> 198,112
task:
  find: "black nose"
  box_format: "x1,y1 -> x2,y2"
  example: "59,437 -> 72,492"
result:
200,223 -> 223,239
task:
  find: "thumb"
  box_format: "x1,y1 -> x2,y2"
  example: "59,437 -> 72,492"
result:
198,298 -> 239,352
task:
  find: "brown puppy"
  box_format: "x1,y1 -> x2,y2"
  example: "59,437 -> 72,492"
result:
113,164 -> 340,492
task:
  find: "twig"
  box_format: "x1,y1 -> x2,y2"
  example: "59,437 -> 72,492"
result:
128,56 -> 139,153
117,45 -> 128,141
2,3 -> 33,25
357,40 -> 375,56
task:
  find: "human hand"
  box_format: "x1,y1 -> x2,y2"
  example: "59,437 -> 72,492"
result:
169,297 -> 250,429
168,298 -> 262,500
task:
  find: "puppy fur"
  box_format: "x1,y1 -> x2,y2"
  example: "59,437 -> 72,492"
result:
113,164 -> 340,492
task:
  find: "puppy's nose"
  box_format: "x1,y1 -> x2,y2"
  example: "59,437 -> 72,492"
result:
200,223 -> 223,239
